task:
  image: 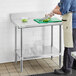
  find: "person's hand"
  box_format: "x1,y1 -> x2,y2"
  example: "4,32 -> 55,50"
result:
45,12 -> 55,18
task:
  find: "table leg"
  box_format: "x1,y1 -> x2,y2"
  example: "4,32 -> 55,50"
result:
42,27 -> 45,54
15,26 -> 17,64
51,26 -> 53,60
20,28 -> 23,72
59,25 -> 62,68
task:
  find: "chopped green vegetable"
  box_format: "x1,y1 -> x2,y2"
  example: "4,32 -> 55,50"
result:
43,18 -> 50,22
22,19 -> 28,22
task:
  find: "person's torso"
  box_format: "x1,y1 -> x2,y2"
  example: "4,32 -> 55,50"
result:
72,13 -> 76,28
70,0 -> 76,12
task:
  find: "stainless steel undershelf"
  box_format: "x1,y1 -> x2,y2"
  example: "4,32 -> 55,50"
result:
16,46 -> 61,60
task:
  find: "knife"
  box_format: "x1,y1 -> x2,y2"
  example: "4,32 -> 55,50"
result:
39,15 -> 50,21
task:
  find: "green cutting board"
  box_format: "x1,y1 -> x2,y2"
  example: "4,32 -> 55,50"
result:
34,17 -> 62,24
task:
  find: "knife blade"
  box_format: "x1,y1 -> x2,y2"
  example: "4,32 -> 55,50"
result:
39,15 -> 50,21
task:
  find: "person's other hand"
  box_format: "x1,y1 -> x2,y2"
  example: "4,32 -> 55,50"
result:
45,12 -> 54,18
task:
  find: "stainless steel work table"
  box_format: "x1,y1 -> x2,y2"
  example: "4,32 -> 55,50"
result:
10,12 -> 62,72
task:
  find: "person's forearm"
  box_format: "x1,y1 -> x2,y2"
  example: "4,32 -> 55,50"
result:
52,5 -> 61,15
46,5 -> 61,17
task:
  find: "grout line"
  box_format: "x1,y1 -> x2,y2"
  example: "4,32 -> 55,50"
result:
27,60 -> 37,74
52,59 -> 59,66
4,63 -> 11,76
43,58 -> 54,70
52,57 -> 62,67
22,61 -> 29,75
12,62 -> 20,76
36,59 -> 46,72
36,59 -> 52,72
35,59 -> 46,73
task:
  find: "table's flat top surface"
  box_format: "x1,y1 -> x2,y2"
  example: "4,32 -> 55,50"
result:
10,12 -> 62,28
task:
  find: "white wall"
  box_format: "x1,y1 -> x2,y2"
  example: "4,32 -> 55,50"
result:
0,0 -> 63,63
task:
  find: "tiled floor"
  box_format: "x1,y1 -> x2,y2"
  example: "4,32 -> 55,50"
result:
0,57 -> 63,76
